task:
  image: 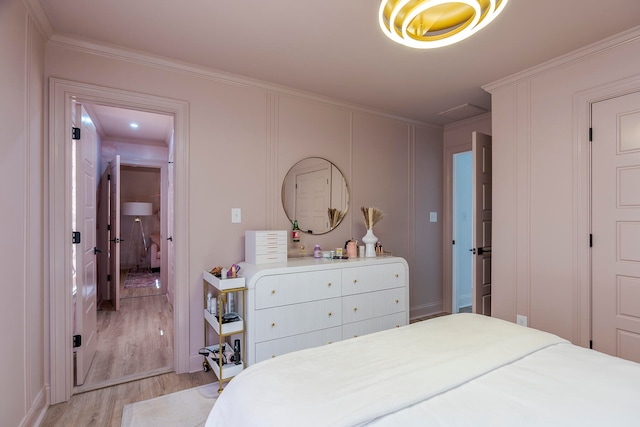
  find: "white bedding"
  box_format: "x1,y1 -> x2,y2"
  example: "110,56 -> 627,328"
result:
205,314 -> 640,426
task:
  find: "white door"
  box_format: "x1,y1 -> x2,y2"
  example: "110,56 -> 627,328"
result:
472,132 -> 492,316
295,168 -> 331,234
591,91 -> 640,363
109,156 -> 122,311
74,104 -> 98,385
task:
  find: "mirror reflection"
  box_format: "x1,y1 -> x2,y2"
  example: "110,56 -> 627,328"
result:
282,157 -> 349,234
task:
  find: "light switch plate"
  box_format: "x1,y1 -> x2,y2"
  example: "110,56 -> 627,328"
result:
231,208 -> 241,223
429,212 -> 437,222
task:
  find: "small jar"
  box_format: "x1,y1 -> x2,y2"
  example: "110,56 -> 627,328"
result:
313,244 -> 322,258
346,241 -> 357,258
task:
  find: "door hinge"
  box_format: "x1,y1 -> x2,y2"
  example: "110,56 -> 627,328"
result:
107,224 -> 111,231
107,174 -> 111,180
452,240 -> 456,245
73,334 -> 82,348
589,234 -> 593,247
72,127 -> 81,140
107,274 -> 111,282
589,127 -> 592,142
589,340 -> 593,349
72,231 -> 81,244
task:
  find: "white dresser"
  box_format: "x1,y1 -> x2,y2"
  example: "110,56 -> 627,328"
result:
239,256 -> 409,365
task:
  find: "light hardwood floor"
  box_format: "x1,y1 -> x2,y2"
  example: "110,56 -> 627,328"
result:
41,371 -> 213,426
40,270 -> 218,426
78,270 -> 172,392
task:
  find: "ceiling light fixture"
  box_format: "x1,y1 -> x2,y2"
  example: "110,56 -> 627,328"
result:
379,0 -> 509,49
130,123 -> 139,128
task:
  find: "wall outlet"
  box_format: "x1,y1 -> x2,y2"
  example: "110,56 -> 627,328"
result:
516,315 -> 528,327
429,212 -> 438,222
231,208 -> 241,223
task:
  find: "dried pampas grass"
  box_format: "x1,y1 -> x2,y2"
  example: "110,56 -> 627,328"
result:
361,207 -> 384,229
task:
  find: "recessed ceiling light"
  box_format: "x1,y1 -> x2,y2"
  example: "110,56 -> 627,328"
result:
130,123 -> 139,128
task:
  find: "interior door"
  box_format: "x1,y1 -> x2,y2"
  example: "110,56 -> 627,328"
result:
109,155 -> 121,311
295,168 -> 331,233
75,104 -> 98,386
591,91 -> 640,363
472,132 -> 492,316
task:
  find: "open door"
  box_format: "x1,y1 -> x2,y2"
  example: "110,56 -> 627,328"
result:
472,132 -> 492,316
74,104 -> 98,386
109,155 -> 122,311
591,91 -> 640,363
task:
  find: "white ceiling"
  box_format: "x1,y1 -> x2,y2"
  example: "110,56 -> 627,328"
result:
37,0 -> 640,138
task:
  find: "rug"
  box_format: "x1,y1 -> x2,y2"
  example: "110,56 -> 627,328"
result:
124,269 -> 160,289
121,383 -> 218,427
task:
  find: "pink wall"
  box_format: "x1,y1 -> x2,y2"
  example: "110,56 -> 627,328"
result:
43,39 -> 444,375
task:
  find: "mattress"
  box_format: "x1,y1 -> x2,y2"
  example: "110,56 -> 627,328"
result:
205,313 -> 640,426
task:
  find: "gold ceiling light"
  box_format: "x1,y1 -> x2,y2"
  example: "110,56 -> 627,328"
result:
379,0 -> 509,49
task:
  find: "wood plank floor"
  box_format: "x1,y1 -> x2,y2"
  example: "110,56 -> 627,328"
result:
40,269 -> 219,426
41,371 -> 213,426
78,270 -> 173,392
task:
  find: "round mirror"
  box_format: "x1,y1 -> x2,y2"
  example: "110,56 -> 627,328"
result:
282,157 -> 349,234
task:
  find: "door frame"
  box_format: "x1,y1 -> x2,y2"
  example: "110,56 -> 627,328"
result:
48,78 -> 190,404
574,75 -> 640,349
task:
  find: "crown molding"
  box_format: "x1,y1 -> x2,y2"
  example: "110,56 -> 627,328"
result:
22,0 -> 53,38
483,25 -> 640,93
47,33 -> 441,129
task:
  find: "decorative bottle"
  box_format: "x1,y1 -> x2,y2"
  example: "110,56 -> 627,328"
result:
292,220 -> 300,243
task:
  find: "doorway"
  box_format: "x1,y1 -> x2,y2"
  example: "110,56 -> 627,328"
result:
49,78 -> 190,404
452,151 -> 473,313
73,104 -> 174,392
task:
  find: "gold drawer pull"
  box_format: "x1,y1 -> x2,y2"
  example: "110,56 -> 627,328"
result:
395,273 -> 399,278
271,322 -> 276,327
395,325 -> 400,328
353,279 -> 358,284
328,312 -> 333,317
327,282 -> 332,287
271,289 -> 276,295
353,307 -> 358,312
271,355 -> 275,358
395,299 -> 399,304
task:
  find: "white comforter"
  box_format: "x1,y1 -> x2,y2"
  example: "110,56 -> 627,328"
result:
205,314 -> 640,426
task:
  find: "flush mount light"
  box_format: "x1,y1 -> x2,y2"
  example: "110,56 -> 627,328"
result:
379,0 -> 509,49
130,122 -> 139,128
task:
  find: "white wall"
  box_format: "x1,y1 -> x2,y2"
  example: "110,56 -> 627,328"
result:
485,27 -> 640,343
0,0 -> 47,425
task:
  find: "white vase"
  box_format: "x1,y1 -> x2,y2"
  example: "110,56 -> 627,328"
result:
362,228 -> 377,257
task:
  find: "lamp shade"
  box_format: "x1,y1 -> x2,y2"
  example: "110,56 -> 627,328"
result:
122,202 -> 153,216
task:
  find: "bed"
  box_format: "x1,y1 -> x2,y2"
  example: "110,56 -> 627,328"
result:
205,313 -> 640,426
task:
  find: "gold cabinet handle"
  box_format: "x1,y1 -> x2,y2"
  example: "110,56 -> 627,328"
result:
395,273 -> 399,278
328,312 -> 333,317
353,307 -> 358,312
327,282 -> 332,287
271,322 -> 276,327
353,279 -> 358,284
271,289 -> 276,294
395,299 -> 399,304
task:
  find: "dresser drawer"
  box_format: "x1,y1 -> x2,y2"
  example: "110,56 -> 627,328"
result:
342,312 -> 407,339
254,270 -> 341,309
254,327 -> 342,363
341,287 -> 406,324
341,262 -> 406,295
251,252 -> 287,265
254,298 -> 342,342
